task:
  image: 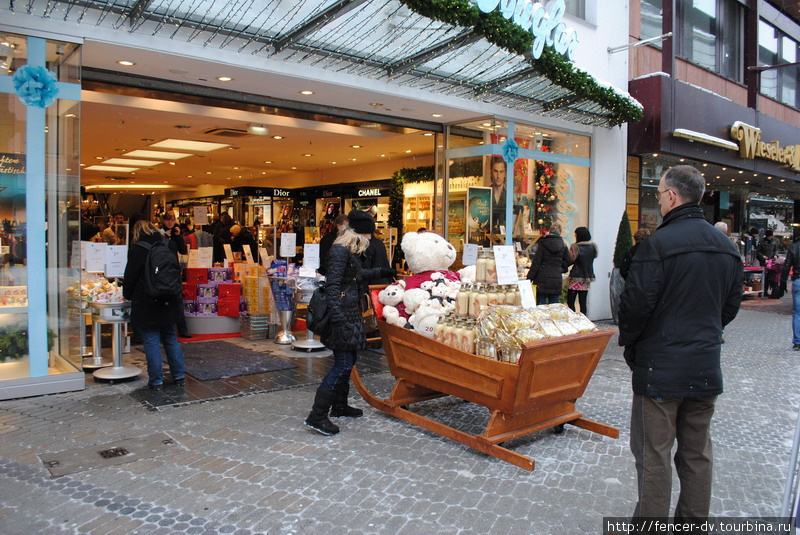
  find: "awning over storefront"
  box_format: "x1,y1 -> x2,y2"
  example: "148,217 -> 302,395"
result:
10,0 -> 642,127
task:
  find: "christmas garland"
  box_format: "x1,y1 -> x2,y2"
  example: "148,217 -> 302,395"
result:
399,0 -> 643,125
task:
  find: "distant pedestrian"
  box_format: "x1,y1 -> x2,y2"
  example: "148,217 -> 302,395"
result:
527,223 -> 570,304
782,235 -> 800,350
757,229 -> 778,265
318,214 -> 348,276
619,165 -> 743,530
566,226 -> 597,313
620,228 -> 651,280
304,215 -> 394,436
123,219 -> 186,389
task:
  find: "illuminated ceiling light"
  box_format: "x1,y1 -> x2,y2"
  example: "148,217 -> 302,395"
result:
350,158 -> 357,161
233,167 -> 239,170
702,163 -> 708,167
85,184 -> 174,190
753,173 -> 758,176
116,60 -> 135,66
150,139 -> 229,152
291,166 -> 297,170
299,90 -> 314,95
781,179 -> 786,182
261,172 -> 266,175
264,161 -> 273,164
247,124 -> 269,136
731,178 -> 735,182
95,156 -> 104,160
652,153 -> 658,157
768,176 -> 772,179
379,154 -> 385,157
369,102 -> 383,107
216,76 -> 233,82
303,154 -> 312,157
423,132 -> 433,136
745,181 -> 750,184
679,159 -> 685,162
351,145 -> 361,148
65,113 -> 76,118
404,149 -> 412,153
722,167 -> 727,171
85,165 -> 139,173
168,162 -> 176,166
431,113 -> 443,118
738,170 -> 744,174
482,122 -> 493,127
272,136 -> 284,140
706,183 -> 710,186
331,161 -> 337,164
206,171 -> 212,174
103,158 -> 163,167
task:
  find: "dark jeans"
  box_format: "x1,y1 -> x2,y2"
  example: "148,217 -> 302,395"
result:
140,323 -> 185,386
319,350 -> 358,393
630,394 -> 716,528
537,293 -> 560,305
567,289 -> 587,313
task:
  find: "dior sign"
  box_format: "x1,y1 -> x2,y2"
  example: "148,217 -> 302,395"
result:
472,0 -> 579,61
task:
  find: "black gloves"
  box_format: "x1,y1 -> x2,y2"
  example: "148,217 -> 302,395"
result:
381,267 -> 397,279
623,346 -> 635,370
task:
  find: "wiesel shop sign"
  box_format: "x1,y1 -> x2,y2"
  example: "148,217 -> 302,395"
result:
472,0 -> 579,61
730,121 -> 800,172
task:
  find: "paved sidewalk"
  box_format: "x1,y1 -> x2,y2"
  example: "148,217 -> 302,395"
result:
0,304 -> 797,535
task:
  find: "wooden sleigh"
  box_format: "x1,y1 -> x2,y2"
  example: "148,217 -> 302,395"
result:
351,320 -> 619,471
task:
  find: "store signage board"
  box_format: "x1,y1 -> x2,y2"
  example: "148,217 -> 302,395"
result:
280,233 -> 297,258
304,243 -> 321,270
730,121 -> 800,171
223,244 -> 234,262
189,247 -> 213,268
243,245 -> 255,264
494,245 -> 518,284
517,279 -> 537,309
0,153 -> 25,174
105,245 -> 128,278
86,242 -> 107,273
193,206 -> 209,226
462,243 -> 479,266
472,0 -> 579,61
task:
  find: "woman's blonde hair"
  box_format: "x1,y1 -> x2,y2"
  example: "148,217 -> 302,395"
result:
333,227 -> 370,255
132,219 -> 158,243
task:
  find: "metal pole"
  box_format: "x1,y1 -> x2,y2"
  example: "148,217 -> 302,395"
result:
780,404 -> 800,517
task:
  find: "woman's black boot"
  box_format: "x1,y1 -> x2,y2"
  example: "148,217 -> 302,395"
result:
304,388 -> 340,435
330,383 -> 363,418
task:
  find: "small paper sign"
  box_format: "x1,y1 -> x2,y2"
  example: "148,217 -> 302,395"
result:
243,245 -> 255,264
258,247 -> 269,267
462,243 -> 479,266
105,245 -> 128,278
304,243 -> 320,270
223,243 -> 234,262
85,242 -> 108,273
193,206 -> 208,226
188,247 -> 213,268
299,267 -> 317,279
280,233 -> 297,258
493,245 -> 518,285
81,241 -> 89,270
515,241 -> 522,251
517,279 -> 537,309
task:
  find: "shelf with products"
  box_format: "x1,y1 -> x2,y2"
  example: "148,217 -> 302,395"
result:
404,195 -> 432,232
0,286 -> 27,311
743,267 -> 765,298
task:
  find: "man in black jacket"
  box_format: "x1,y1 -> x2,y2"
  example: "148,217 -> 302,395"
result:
618,165 -> 742,528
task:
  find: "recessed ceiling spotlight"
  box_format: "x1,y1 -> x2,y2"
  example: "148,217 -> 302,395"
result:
272,136 -> 284,140
731,178 -> 735,182
116,60 -> 135,66
652,153 -> 658,157
351,145 -> 361,148
745,181 -> 750,184
753,173 -> 758,176
291,166 -> 297,170
679,159 -> 685,162
482,123 -> 493,127
431,113 -> 443,118
299,90 -> 314,95
350,158 -> 357,161
703,163 -> 708,167
781,179 -> 786,182
216,76 -> 233,82
369,102 -> 383,107
264,161 -> 273,164
404,149 -> 412,153
303,154 -> 312,157
65,113 -> 76,118
331,161 -> 337,164
206,171 -> 212,174
423,132 -> 433,136
261,172 -> 266,175
379,154 -> 385,157
768,176 -> 773,179
738,170 -> 744,174
721,167 -> 727,171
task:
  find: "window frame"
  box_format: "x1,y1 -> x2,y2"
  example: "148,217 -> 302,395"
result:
758,19 -> 800,109
676,0 -> 745,83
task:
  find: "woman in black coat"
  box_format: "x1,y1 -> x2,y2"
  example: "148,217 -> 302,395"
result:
527,223 -> 570,304
304,211 -> 392,436
123,219 -> 185,390
566,226 -> 598,314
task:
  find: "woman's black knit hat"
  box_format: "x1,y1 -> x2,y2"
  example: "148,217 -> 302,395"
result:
348,209 -> 376,235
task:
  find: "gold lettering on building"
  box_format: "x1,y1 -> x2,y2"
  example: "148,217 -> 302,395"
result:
730,121 -> 800,172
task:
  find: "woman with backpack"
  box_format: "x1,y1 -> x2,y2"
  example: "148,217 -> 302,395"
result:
123,219 -> 186,390
304,210 -> 394,436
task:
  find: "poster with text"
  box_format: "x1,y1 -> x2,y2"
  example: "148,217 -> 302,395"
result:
448,199 -> 466,236
466,187 -> 491,245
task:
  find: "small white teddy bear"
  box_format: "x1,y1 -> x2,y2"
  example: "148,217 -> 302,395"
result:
377,281 -> 408,327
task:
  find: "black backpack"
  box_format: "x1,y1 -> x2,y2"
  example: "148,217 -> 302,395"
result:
306,282 -> 332,337
135,238 -> 182,300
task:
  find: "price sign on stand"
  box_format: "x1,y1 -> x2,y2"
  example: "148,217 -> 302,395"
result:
280,233 -> 297,258
81,241 -> 90,270
304,243 -> 320,270
258,248 -> 269,267
85,242 -> 107,273
493,245 -> 518,285
462,243 -> 479,266
189,247 -> 213,268
105,245 -> 128,278
517,279 -> 537,309
243,245 -> 255,264
193,206 -> 208,226
223,244 -> 234,263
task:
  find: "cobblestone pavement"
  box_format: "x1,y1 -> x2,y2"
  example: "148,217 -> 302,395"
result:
0,303 -> 797,535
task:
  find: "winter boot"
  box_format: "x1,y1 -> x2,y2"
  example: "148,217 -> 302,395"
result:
304,388 -> 340,435
330,383 -> 363,418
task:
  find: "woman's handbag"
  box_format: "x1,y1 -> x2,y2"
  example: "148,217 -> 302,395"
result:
306,282 -> 332,337
362,293 -> 378,332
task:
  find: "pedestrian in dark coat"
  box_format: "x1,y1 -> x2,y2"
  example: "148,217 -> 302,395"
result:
527,223 -> 569,304
123,220 -> 185,389
230,224 -> 258,263
362,233 -> 393,285
566,226 -> 597,313
756,229 -> 778,265
304,213 -> 393,436
618,165 -> 743,527
620,228 -> 651,280
318,214 -> 348,276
